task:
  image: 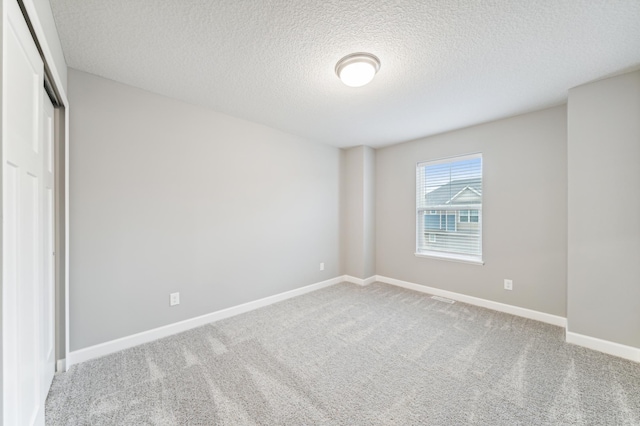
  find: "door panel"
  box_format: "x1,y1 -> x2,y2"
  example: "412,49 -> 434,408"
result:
42,94 -> 56,396
3,0 -> 46,424
20,173 -> 41,426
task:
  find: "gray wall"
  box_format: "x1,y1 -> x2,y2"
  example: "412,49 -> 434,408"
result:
68,69 -> 342,351
342,146 -> 376,279
343,147 -> 364,277
363,146 -> 376,278
567,71 -> 640,348
0,0 -> 4,417
376,105 -> 568,316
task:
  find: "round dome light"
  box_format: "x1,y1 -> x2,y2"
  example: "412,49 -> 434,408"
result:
335,53 -> 381,87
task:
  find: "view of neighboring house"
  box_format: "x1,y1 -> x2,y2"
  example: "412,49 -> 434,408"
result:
421,178 -> 482,255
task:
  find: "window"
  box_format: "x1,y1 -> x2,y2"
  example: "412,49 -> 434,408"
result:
416,153 -> 483,264
425,211 -> 456,231
458,209 -> 479,223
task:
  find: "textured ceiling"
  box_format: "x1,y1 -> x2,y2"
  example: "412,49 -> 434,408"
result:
50,0 -> 640,148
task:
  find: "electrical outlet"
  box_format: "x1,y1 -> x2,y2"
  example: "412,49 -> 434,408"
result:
170,292 -> 180,306
320,262 -> 325,271
504,279 -> 513,290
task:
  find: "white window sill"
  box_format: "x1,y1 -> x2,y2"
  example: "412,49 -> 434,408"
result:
415,251 -> 484,265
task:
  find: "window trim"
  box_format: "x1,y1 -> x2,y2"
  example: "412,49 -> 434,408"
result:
414,251 -> 485,265
415,153 -> 484,265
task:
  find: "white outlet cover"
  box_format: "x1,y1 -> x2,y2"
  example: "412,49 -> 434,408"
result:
320,262 -> 325,271
504,279 -> 513,290
170,292 -> 180,306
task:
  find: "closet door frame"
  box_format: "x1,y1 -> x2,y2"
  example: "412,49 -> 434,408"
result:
2,0 -> 70,422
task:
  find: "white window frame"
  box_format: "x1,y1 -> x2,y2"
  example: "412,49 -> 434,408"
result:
415,153 -> 484,265
458,209 -> 479,223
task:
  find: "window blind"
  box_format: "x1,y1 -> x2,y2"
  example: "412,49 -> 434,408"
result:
416,153 -> 483,261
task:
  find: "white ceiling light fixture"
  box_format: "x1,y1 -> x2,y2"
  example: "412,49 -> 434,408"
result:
335,53 -> 381,88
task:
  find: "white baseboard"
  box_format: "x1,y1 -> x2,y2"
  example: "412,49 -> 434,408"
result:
66,276 -> 344,368
65,273 -> 638,369
376,275 -> 567,327
376,275 -> 640,363
344,275 -> 376,286
566,330 -> 640,362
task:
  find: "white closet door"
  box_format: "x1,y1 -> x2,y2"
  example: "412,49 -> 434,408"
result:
2,0 -> 46,424
42,94 -> 56,400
